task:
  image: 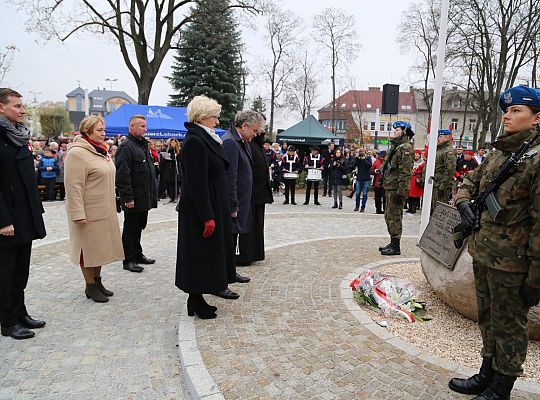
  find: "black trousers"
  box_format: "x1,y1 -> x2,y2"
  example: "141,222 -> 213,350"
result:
305,181 -> 319,203
122,211 -> 148,264
42,177 -> 56,201
374,186 -> 385,212
237,204 -> 266,264
284,179 -> 296,202
0,243 -> 32,327
322,173 -> 332,196
165,180 -> 178,201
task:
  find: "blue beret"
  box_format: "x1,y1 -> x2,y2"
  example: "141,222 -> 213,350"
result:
392,121 -> 411,130
438,129 -> 452,136
499,86 -> 540,113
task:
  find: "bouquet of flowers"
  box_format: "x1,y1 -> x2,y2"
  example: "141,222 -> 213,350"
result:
350,270 -> 431,323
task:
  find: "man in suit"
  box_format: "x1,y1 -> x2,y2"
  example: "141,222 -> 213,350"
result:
115,115 -> 158,273
219,111 -> 264,299
0,88 -> 47,340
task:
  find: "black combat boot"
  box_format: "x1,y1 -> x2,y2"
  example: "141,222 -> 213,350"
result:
449,357 -> 493,395
472,371 -> 516,400
378,241 -> 392,251
380,238 -> 400,255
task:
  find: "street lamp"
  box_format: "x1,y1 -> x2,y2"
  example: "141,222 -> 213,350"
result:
105,78 -> 118,91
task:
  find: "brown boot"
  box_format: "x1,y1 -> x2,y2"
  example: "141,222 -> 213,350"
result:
85,283 -> 109,303
95,277 -> 114,297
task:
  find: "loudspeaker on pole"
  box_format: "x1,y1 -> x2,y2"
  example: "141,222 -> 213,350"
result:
382,84 -> 399,115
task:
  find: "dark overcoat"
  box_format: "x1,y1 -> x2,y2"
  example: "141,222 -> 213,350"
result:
249,136 -> 273,205
115,134 -> 158,213
222,127 -> 254,234
0,129 -> 46,246
159,150 -> 181,183
175,123 -> 235,294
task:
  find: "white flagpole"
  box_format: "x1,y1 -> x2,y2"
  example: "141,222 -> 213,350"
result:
419,0 -> 450,237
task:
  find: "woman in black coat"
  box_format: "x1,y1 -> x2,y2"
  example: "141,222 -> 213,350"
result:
175,96 -> 235,319
159,138 -> 181,203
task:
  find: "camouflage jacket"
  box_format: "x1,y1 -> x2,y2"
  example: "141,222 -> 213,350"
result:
434,141 -> 456,191
455,129 -> 540,287
381,135 -> 413,195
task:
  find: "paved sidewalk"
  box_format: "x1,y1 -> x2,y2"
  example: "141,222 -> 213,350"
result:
1,194 -> 536,399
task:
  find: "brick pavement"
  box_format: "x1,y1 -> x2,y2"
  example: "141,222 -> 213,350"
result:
1,195 -> 537,399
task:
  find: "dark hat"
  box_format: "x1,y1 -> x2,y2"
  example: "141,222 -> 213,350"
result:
499,86 -> 540,113
288,145 -> 296,151
438,129 -> 452,136
379,150 -> 387,157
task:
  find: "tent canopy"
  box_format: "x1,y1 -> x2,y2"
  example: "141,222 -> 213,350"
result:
276,115 -> 342,146
104,104 -> 225,139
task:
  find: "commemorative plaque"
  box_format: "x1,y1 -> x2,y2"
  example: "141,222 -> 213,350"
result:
418,202 -> 465,270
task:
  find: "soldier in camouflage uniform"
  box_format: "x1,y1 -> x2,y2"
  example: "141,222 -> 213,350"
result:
431,129 -> 456,212
378,121 -> 414,256
449,86 -> 540,400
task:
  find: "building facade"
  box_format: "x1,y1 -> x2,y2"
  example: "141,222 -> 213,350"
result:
65,87 -> 136,131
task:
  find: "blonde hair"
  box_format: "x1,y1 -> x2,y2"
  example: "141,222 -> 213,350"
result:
79,116 -> 105,136
187,95 -> 221,123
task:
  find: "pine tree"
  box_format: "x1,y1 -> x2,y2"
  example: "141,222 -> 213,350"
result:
167,0 -> 244,128
251,96 -> 267,116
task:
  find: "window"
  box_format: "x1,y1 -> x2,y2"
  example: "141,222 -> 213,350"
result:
451,118 -> 459,131
335,120 -> 346,132
387,123 -> 392,131
76,94 -> 82,112
453,98 -> 461,108
380,123 -> 385,131
370,122 -> 376,131
469,119 -> 476,132
341,103 -> 347,108
352,103 -> 357,108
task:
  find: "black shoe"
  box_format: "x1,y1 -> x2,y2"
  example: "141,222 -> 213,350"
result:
213,287 -> 240,300
291,201 -> 297,205
18,315 -> 46,329
235,273 -> 250,283
283,200 -> 289,205
338,203 -> 342,209
378,242 -> 391,251
380,238 -> 400,256
332,203 -> 338,209
376,210 -> 384,214
449,358 -> 493,395
303,201 -> 309,205
472,372 -> 516,400
314,201 -> 321,205
1,324 -> 35,340
236,261 -> 252,267
123,262 -> 144,273
187,295 -> 217,319
136,255 -> 155,264
360,207 -> 365,212
354,207 -> 359,211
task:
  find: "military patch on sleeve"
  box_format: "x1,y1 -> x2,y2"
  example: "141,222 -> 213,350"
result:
404,151 -> 410,155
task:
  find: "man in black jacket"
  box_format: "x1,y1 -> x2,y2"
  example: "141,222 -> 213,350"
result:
353,148 -> 372,212
115,115 -> 158,273
321,142 -> 335,196
0,88 -> 47,340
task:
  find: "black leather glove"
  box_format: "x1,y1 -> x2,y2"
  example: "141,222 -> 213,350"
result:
392,193 -> 404,205
521,282 -> 540,308
457,200 -> 475,228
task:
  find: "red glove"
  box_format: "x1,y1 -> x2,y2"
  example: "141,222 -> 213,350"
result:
202,219 -> 216,239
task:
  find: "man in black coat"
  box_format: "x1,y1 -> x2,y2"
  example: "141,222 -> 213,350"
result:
115,115 -> 158,273
321,142 -> 335,196
0,88 -> 46,340
220,111 -> 264,298
236,126 -> 273,266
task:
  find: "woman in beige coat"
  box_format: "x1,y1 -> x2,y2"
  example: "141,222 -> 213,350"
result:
64,116 -> 124,302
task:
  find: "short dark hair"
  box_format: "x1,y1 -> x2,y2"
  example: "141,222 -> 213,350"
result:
528,105 -> 540,114
0,88 -> 22,105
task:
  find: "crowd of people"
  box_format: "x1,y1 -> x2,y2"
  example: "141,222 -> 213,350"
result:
2,84 -> 540,400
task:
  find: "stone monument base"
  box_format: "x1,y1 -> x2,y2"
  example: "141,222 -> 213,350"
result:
421,246 -> 540,340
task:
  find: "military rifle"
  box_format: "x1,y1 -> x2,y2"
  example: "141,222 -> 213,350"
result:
453,124 -> 540,249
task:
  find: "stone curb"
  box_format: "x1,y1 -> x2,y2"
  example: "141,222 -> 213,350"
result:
342,258 -> 540,396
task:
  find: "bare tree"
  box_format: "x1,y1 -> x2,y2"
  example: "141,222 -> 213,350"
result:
260,5 -> 301,134
284,49 -> 319,120
313,7 -> 359,134
0,45 -> 17,85
13,0 -> 261,104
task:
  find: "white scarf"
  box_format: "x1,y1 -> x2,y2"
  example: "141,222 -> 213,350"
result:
197,123 -> 222,145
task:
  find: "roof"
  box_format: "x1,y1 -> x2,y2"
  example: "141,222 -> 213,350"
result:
318,88 -> 417,114
276,115 -> 342,146
88,89 -> 137,105
413,88 -> 473,112
66,87 -> 85,97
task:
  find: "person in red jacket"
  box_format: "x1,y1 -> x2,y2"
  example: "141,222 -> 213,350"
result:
406,149 -> 425,214
371,150 -> 386,214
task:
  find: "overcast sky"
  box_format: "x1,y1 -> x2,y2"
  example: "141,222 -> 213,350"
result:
1,0 -> 416,129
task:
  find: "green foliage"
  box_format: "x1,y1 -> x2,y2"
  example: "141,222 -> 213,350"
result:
251,96 -> 266,116
39,107 -> 70,139
167,0 -> 245,128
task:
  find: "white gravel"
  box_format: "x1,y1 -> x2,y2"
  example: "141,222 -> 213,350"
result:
356,262 -> 540,384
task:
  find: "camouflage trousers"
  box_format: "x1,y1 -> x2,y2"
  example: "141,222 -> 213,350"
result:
384,190 -> 405,239
431,186 -> 451,214
473,262 -> 530,376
